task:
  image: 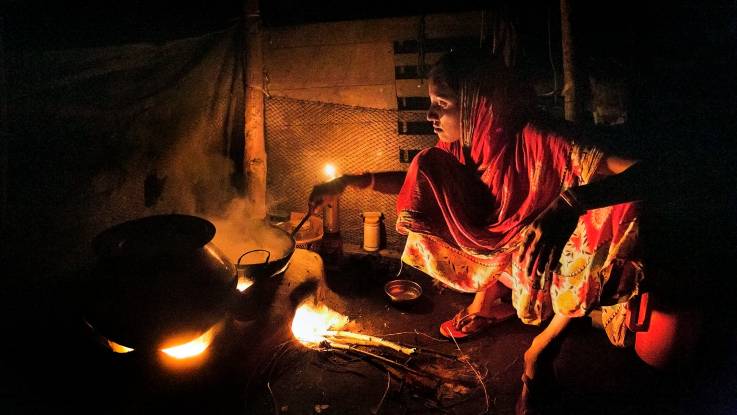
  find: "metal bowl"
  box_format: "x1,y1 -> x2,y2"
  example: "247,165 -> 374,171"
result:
384,279 -> 423,303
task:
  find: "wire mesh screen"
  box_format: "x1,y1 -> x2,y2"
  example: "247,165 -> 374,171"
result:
265,96 -> 433,251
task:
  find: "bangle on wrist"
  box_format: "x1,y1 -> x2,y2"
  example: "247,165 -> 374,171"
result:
559,188 -> 585,215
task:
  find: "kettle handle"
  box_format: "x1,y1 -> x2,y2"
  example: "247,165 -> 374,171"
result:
236,249 -> 272,268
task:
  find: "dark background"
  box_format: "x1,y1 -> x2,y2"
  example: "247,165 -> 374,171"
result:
5,0 -> 734,280
1,0 -> 736,412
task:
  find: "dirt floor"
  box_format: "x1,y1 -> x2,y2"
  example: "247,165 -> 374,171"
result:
3,248 -> 737,415
240,249 -> 737,415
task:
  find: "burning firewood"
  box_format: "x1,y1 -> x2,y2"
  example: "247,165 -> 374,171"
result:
291,298 -> 489,408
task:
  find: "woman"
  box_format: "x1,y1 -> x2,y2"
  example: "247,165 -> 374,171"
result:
309,48 -> 648,414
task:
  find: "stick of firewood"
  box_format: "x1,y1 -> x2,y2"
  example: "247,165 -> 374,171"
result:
323,331 -> 416,355
325,336 -> 415,356
324,342 -> 425,376
326,337 -> 389,349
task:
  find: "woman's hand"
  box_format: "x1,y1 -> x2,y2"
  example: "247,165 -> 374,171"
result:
308,176 -> 351,212
519,195 -> 582,287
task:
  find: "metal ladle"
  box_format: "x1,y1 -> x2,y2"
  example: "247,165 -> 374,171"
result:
290,203 -> 315,239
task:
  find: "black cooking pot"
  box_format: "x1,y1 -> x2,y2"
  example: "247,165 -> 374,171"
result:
84,214 -> 296,351
231,219 -> 297,320
235,245 -> 295,281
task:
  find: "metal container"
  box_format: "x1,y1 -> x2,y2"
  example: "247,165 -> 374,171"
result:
323,196 -> 340,233
84,214 -> 237,351
384,279 -> 423,303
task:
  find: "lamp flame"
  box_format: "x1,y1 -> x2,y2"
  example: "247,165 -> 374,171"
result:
323,164 -> 337,181
291,300 -> 349,346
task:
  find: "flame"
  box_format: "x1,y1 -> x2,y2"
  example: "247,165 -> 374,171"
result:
323,164 -> 337,181
236,276 -> 254,292
108,340 -> 134,353
160,322 -> 222,359
291,300 -> 349,346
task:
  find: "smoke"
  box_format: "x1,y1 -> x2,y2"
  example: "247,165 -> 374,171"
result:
151,128 -> 237,215
153,142 -> 291,264
206,197 -> 293,265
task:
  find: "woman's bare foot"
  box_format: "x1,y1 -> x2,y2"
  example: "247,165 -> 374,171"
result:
516,348 -> 560,415
515,314 -> 571,415
466,281 -> 514,318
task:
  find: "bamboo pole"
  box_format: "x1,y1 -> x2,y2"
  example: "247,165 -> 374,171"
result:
560,0 -> 582,122
244,0 -> 267,219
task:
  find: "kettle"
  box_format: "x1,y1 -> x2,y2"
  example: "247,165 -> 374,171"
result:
83,214 -> 237,351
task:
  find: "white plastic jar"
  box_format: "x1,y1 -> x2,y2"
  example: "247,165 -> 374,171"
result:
361,211 -> 383,252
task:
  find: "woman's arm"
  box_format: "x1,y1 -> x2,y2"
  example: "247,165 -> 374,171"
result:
563,156 -> 648,212
365,171 -> 408,194
308,171 -> 406,211
520,155 -> 649,279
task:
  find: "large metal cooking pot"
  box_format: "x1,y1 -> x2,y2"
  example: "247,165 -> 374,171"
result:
83,214 -> 296,351
231,219 -> 297,320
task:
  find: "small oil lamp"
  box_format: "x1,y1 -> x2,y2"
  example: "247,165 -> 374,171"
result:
322,163 -> 340,233
320,163 -> 342,269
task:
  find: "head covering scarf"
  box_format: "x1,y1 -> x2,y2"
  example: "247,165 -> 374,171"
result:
396,51 -> 642,341
397,52 -> 573,254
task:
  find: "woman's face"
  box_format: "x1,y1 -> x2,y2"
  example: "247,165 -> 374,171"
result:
426,80 -> 461,143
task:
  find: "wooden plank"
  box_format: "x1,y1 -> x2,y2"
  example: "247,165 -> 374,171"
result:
423,12 -> 483,38
393,52 -> 444,66
267,17 -> 417,49
397,120 -> 434,135
396,79 -> 430,97
393,36 -> 477,54
265,42 -> 395,91
395,65 -> 423,80
266,11 -> 481,49
397,96 -> 430,111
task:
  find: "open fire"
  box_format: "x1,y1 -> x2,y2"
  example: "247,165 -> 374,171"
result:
160,322 -> 223,359
288,298 -> 485,409
106,321 -> 224,360
291,299 -> 349,346
290,299 -> 417,355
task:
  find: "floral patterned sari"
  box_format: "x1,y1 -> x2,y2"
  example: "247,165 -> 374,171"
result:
396,89 -> 643,346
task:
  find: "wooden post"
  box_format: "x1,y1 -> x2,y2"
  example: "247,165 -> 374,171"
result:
244,0 -> 267,219
560,0 -> 582,122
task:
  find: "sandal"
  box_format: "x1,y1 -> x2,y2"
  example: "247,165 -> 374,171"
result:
439,303 -> 516,339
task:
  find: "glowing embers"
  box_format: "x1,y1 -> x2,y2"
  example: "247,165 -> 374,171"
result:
105,321 -> 224,360
160,322 -> 223,359
291,299 -> 349,346
108,339 -> 134,354
236,275 -> 254,292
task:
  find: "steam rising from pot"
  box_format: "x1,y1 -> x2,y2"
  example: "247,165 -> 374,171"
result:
207,198 -> 293,264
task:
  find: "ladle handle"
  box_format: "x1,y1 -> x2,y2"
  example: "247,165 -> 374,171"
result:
290,207 -> 313,239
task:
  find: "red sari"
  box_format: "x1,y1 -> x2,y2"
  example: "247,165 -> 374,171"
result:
396,97 -> 642,346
